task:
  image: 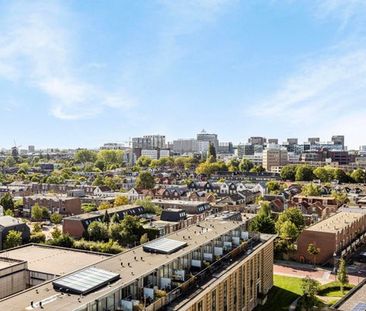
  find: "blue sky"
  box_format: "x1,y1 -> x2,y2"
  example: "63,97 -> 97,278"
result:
0,0 -> 365,149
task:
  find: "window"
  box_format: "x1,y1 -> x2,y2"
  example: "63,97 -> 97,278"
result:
197,300 -> 203,311
212,290 -> 217,311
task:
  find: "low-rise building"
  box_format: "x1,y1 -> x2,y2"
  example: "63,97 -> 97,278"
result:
23,195 -> 82,216
0,216 -> 30,250
63,204 -> 144,238
296,210 -> 366,264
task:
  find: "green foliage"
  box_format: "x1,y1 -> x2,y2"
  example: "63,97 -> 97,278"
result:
195,160 -> 227,176
103,176 -> 122,190
337,258 -> 349,294
4,230 -> 22,249
119,215 -> 144,246
250,165 -> 265,173
0,193 -> 14,211
136,156 -> 152,168
81,203 -> 97,213
258,201 -> 271,217
208,143 -> 217,161
87,221 -> 109,242
98,202 -> 111,210
307,243 -> 320,267
313,166 -> 334,182
278,220 -> 298,241
73,239 -> 123,254
301,183 -> 321,196
51,227 -> 62,239
351,168 -> 366,183
94,159 -> 106,171
267,181 -> 283,194
250,214 -> 276,234
227,158 -> 240,172
114,195 -> 128,206
92,175 -> 105,186
136,171 -> 155,189
295,165 -> 314,181
276,207 -> 305,232
47,233 -> 74,248
239,159 -> 254,172
50,213 -> 63,224
97,150 -> 123,168
30,232 -> 46,243
140,233 -> 149,244
4,156 -> 16,167
74,149 -> 97,164
317,281 -> 353,297
32,223 -> 42,233
31,203 -> 43,221
300,277 -> 320,311
135,197 -> 162,215
331,191 -> 349,205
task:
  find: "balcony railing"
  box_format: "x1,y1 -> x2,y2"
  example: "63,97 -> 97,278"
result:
143,235 -> 261,311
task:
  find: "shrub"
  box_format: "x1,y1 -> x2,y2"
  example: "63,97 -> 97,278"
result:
30,232 -> 46,243
50,213 -> 63,224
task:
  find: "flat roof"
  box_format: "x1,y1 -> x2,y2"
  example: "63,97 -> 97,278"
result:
0,245 -> 109,276
152,199 -> 209,207
0,219 -> 243,311
335,282 -> 366,311
0,257 -> 25,270
65,204 -> 143,221
305,211 -> 365,233
0,216 -> 23,228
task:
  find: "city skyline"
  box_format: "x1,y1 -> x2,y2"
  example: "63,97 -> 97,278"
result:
0,1 -> 366,148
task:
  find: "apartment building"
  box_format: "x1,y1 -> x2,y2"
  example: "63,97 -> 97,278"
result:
23,195 -> 82,216
262,147 -> 288,171
63,205 -> 144,238
296,209 -> 366,264
0,219 -> 276,311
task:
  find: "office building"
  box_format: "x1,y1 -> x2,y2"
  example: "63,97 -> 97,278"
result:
308,137 -> 320,145
248,137 -> 266,145
267,139 -> 278,144
0,219 -> 276,311
197,130 -> 219,150
28,145 -> 35,153
217,142 -> 234,154
132,135 -> 166,150
237,144 -> 255,157
331,135 -> 345,149
286,138 -> 298,145
262,147 -> 288,171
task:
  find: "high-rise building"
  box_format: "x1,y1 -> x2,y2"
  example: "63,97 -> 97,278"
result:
287,138 -> 298,145
237,143 -> 255,157
308,137 -> 320,145
262,147 -> 288,171
331,135 -> 345,149
132,135 -> 166,150
217,142 -> 234,154
248,137 -> 266,145
268,138 -> 278,144
172,139 -> 209,154
28,145 -> 35,153
197,129 -> 219,150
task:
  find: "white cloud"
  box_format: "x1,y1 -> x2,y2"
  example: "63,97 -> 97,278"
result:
251,46 -> 366,148
0,1 -> 135,120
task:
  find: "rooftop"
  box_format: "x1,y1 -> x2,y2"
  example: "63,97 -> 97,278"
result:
0,244 -> 109,276
0,216 -> 23,228
64,204 -> 143,221
0,219 -> 243,311
152,199 -> 209,207
305,211 -> 365,233
334,280 -> 366,311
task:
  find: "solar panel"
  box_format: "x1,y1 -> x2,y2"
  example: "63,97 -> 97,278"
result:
53,267 -> 120,295
352,303 -> 366,311
143,238 -> 187,254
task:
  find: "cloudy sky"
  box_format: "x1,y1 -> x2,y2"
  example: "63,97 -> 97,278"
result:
0,0 -> 365,149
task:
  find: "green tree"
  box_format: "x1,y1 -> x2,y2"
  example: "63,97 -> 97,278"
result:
0,193 -> 14,211
4,230 -> 22,249
250,165 -> 265,173
313,167 -> 334,182
51,227 -> 62,239
47,233 -> 74,248
280,165 -> 297,181
278,220 -> 299,241
249,214 -> 276,234
31,203 -> 43,221
50,213 -> 63,224
258,201 -> 271,217
114,195 -> 128,206
92,175 -> 105,186
227,158 -> 240,172
97,150 -> 123,167
120,215 -> 144,246
208,143 -> 217,161
332,191 -> 349,206
351,168 -> 366,183
4,156 -> 16,167
300,277 -> 320,311
136,156 -> 152,168
94,159 -> 106,171
87,222 -> 109,242
301,183 -> 321,196
74,149 -> 97,164
136,171 -> 155,189
307,243 -> 320,267
266,181 -> 283,194
140,233 -> 149,244
337,258 -> 349,294
110,213 -> 120,223
295,165 -> 314,181
102,210 -> 110,223
333,168 -> 349,183
239,159 -> 254,172
30,232 -> 46,243
276,207 -> 305,231
135,197 -> 162,215
98,202 -> 111,210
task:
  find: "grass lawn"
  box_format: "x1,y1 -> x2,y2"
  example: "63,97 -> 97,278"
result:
317,281 -> 354,297
256,275 -> 303,311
